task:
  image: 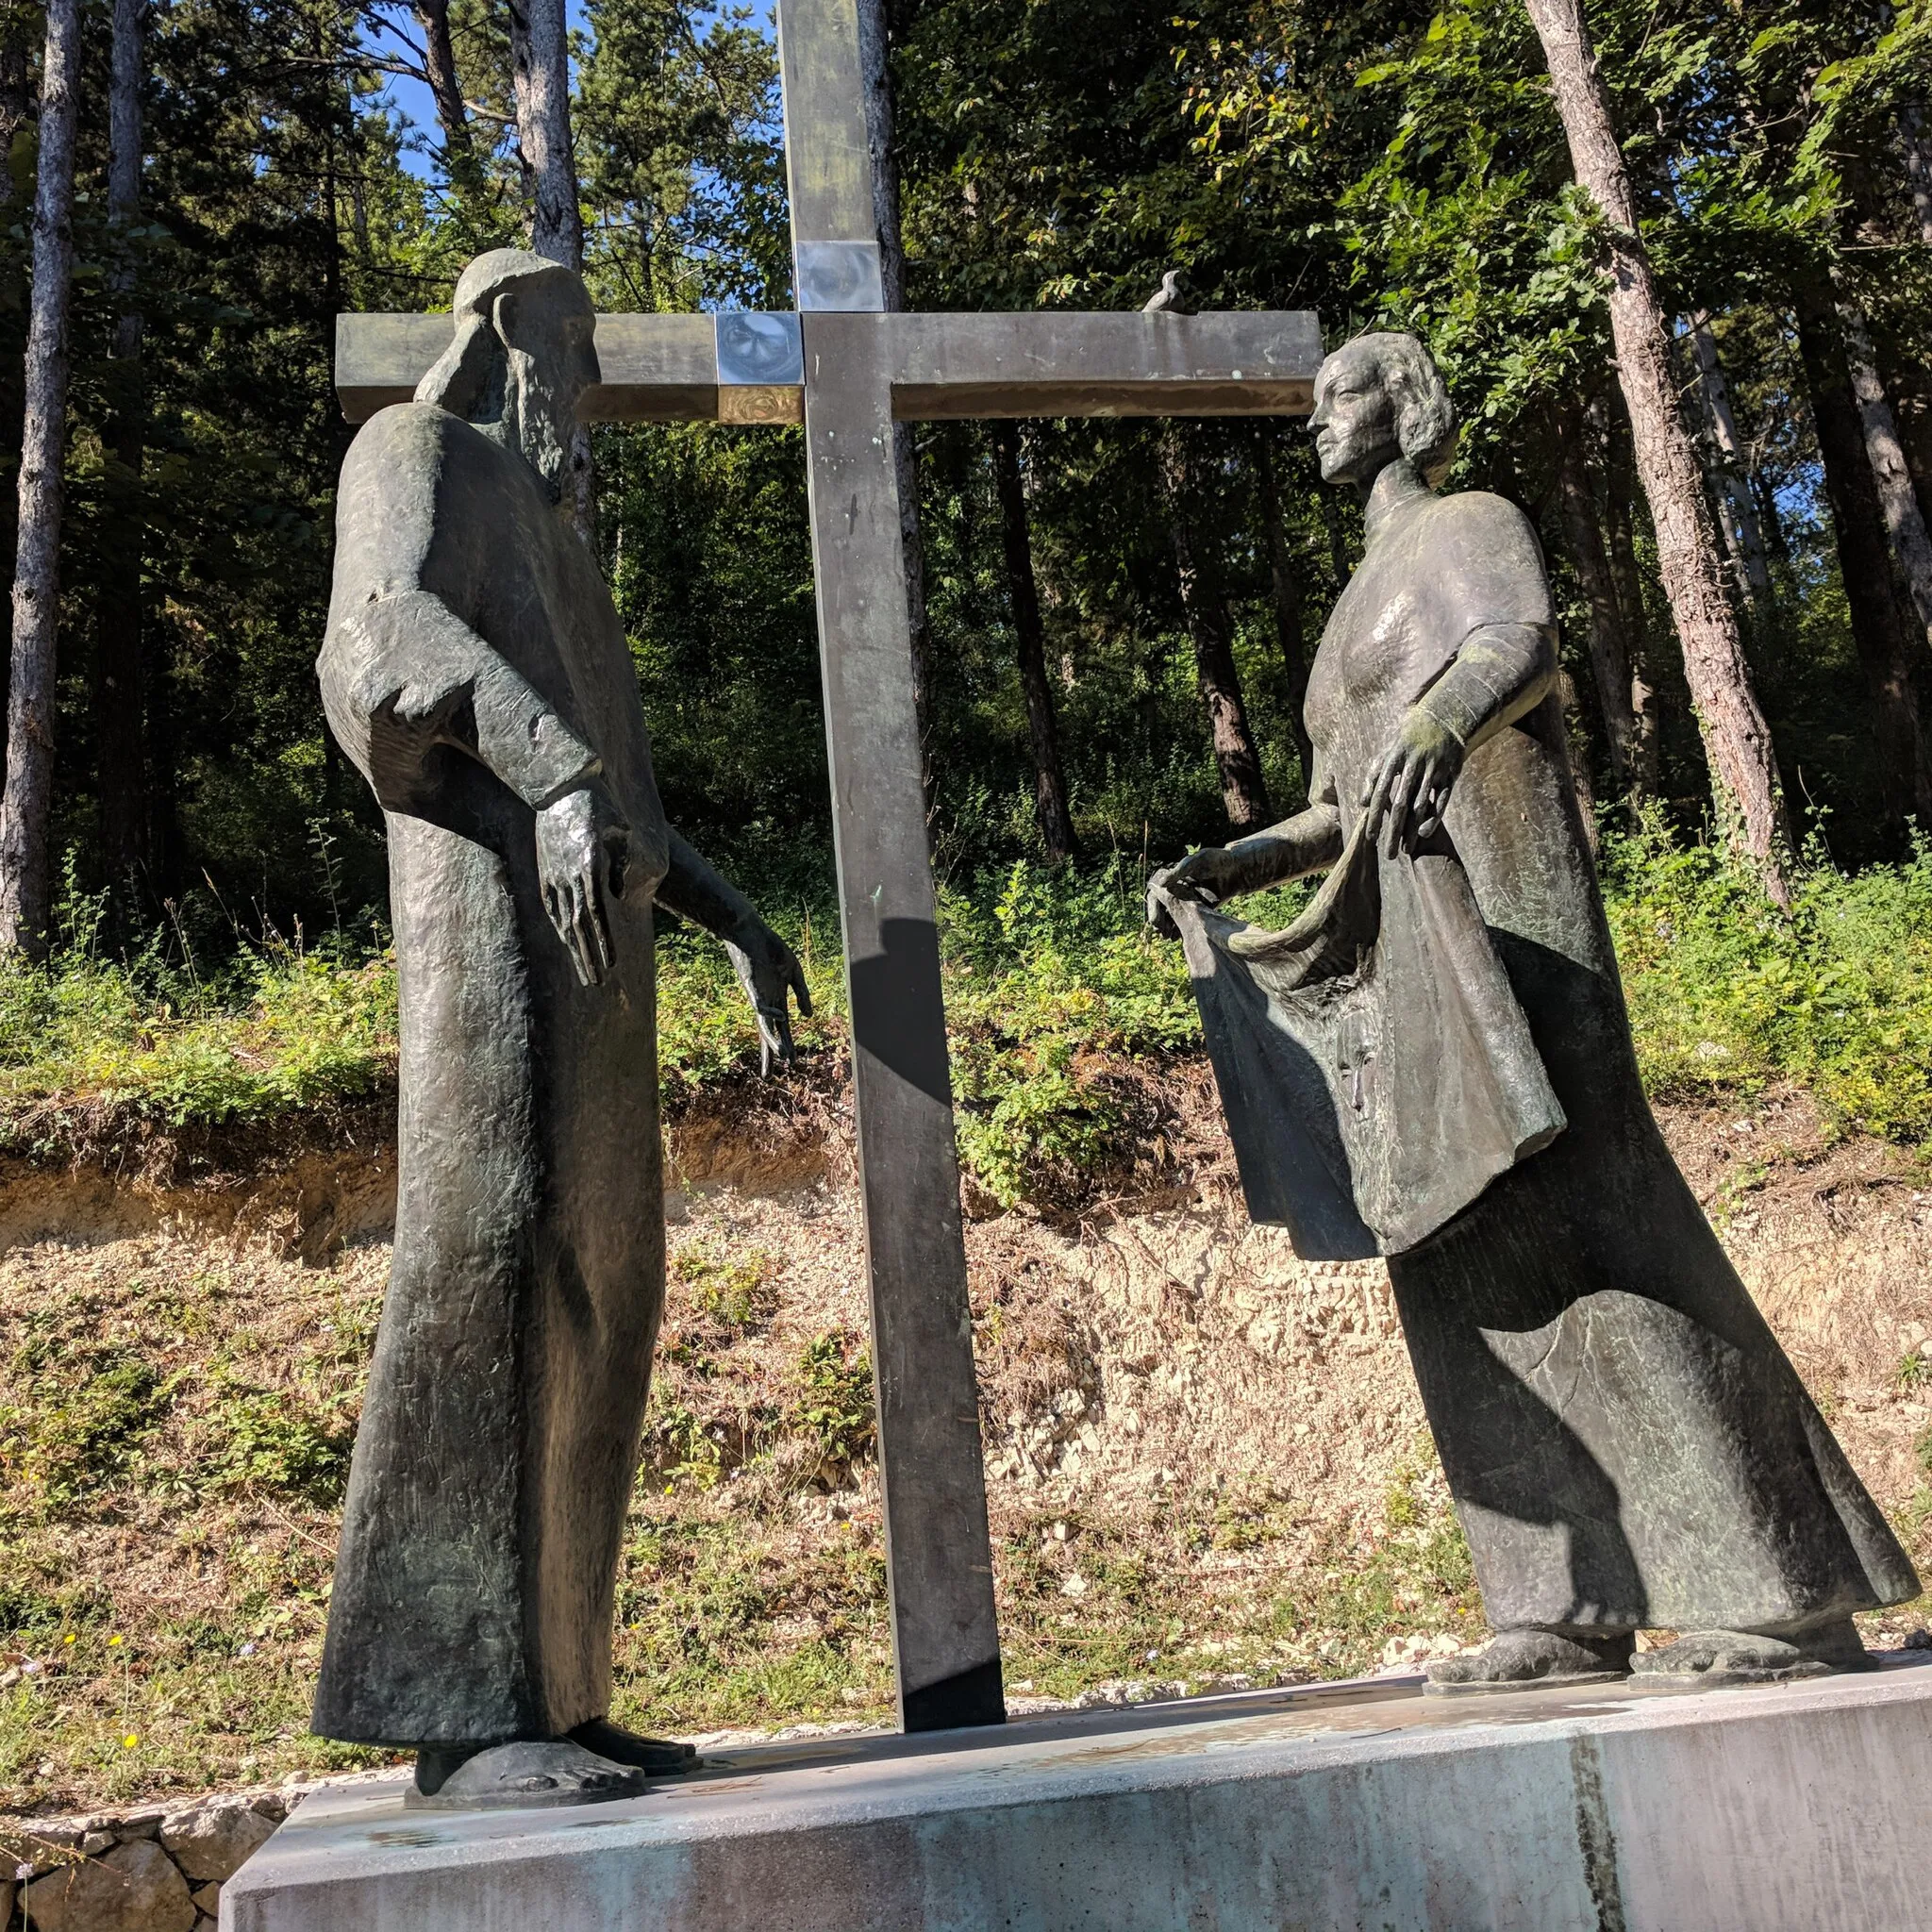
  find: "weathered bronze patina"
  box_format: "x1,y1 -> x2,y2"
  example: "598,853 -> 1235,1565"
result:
312,250 -> 809,1801
1154,331 -> 1919,1690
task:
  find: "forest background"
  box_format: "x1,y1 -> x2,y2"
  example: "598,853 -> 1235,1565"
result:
8,0 -> 1932,1819
0,0 -> 1930,1146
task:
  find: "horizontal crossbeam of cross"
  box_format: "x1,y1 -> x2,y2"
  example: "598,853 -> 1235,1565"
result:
335,308 -> 1323,425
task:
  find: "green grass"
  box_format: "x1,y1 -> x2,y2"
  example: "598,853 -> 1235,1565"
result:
8,822 -> 1932,1190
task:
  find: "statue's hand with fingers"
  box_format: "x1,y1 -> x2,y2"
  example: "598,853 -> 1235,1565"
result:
725,924 -> 813,1074
1358,704 -> 1464,857
1145,847 -> 1231,937
536,783 -> 635,987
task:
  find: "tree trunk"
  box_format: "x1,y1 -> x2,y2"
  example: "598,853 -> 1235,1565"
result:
1682,313 -> 1773,617
1868,327 -> 1932,543
1600,406 -> 1660,797
411,0 -> 475,182
0,25 -> 30,782
95,0 -> 147,891
1899,108 -> 1932,246
0,0 -> 80,955
1793,287 -> 1932,827
1750,467 -> 1790,566
1254,427 -> 1315,798
1554,403 -> 1640,797
855,0 -> 936,793
1162,429 -> 1269,833
1837,293 -> 1932,652
509,0 -> 591,538
991,425 -> 1076,862
1524,0 -> 1790,898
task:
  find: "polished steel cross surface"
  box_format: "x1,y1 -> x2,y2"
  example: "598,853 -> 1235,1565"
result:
335,0 -> 1322,1736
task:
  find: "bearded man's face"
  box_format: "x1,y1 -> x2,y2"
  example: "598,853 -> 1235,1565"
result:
493,278 -> 600,494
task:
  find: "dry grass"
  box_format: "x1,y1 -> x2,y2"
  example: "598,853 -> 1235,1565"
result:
0,1077 -> 1926,1817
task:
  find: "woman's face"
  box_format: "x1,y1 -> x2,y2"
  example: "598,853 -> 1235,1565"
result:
1310,344 -> 1401,486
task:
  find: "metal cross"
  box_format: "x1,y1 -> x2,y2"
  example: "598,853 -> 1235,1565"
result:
336,0 -> 1321,1735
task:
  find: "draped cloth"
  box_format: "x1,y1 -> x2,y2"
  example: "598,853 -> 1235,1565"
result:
1175,467 -> 1918,1640
1158,813 -> 1564,1259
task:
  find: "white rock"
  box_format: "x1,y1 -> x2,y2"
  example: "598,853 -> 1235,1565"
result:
158,1804 -> 276,1883
22,1839 -> 194,1932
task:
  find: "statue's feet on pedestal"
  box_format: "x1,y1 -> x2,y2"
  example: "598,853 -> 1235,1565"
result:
1424,1627 -> 1634,1696
1629,1618 -> 1876,1689
407,1738 -> 651,1810
567,1716 -> 700,1774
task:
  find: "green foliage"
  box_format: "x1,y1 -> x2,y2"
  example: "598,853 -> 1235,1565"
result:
0,922 -> 397,1143
1602,810 -> 1932,1144
789,1332 -> 875,1470
654,908 -> 841,1097
0,1350 -> 172,1508
643,1399 -> 725,1489
16,820 -> 1932,1191
674,1244 -> 780,1331
943,858 -> 1197,1207
205,1386 -> 354,1505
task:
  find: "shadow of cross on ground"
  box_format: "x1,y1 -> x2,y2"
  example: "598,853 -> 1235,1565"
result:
332,0 -> 1324,1740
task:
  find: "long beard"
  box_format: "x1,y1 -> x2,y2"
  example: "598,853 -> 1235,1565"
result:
505,349 -> 573,501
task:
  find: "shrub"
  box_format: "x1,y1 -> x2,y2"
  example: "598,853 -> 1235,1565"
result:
1602,808 -> 1932,1145
674,1245 -> 780,1330
0,1351 -> 173,1507
206,1388 -> 355,1504
790,1332 -> 874,1471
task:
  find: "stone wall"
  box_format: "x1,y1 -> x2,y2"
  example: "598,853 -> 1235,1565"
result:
7,1788 -> 291,1930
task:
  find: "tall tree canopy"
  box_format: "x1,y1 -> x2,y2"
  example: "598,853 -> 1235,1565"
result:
0,0 -> 1928,951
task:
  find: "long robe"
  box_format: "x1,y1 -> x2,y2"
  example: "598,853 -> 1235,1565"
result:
1242,467 -> 1916,1638
311,400 -> 669,1746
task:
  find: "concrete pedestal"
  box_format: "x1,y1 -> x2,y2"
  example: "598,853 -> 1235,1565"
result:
223,1653 -> 1932,1931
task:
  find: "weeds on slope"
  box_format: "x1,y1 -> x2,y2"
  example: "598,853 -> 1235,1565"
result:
8,823 -> 1932,1196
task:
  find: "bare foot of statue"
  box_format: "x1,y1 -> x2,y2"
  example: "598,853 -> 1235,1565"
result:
1629,1619 -> 1874,1688
1424,1627 -> 1634,1695
407,1738 -> 650,1809
567,1716 -> 700,1774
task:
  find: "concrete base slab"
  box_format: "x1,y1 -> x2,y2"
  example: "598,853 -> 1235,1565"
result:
223,1652 -> 1932,1931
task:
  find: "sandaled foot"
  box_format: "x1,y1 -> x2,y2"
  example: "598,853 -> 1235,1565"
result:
406,1738 -> 650,1810
1425,1628 -> 1633,1696
1630,1619 -> 1874,1689
567,1716 -> 699,1774
413,1742 -> 487,1797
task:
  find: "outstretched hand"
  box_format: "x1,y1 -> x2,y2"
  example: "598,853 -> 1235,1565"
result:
536,785 -> 633,988
726,924 -> 813,1074
1359,706 -> 1463,857
1145,847 -> 1230,938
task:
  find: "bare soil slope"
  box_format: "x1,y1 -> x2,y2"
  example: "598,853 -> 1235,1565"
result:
0,1080 -> 1926,1816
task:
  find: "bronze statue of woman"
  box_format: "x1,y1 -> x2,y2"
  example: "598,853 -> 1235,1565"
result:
1153,331 -> 1918,1689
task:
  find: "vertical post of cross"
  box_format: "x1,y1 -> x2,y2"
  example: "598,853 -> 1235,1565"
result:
774,0 -> 1006,1731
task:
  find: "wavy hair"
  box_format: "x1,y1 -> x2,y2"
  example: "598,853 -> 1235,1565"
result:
415,248 -> 583,423
1348,330 -> 1459,488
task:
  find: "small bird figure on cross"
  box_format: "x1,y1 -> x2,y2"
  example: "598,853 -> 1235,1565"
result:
1142,270 -> 1197,315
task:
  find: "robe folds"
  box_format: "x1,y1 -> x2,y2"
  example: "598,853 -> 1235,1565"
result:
1186,469 -> 1918,1639
312,401 -> 670,1746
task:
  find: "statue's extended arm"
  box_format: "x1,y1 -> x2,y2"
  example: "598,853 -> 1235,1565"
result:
658,831 -> 812,1074
319,588 -> 663,990
320,589 -> 603,816
1359,620 -> 1555,856
1148,756 -> 1343,924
